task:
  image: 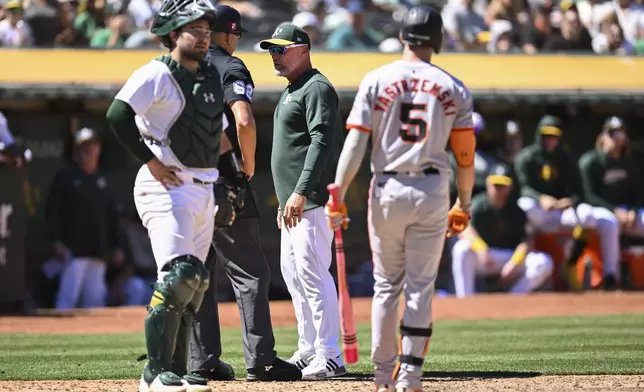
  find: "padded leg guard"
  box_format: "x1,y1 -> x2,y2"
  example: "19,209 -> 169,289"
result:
172,260 -> 210,377
393,324 -> 433,390
143,255 -> 206,384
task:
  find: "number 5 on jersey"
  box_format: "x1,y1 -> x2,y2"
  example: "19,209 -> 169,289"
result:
399,102 -> 428,143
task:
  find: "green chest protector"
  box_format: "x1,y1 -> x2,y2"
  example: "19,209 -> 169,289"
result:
156,55 -> 226,169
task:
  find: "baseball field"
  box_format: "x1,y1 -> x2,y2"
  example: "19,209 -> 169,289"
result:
0,292 -> 642,392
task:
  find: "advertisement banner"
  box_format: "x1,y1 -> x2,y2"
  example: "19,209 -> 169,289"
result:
2,50 -> 644,91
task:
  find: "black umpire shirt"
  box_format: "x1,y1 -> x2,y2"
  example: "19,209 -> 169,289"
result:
207,45 -> 259,218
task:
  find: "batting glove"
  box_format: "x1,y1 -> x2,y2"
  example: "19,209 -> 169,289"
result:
324,201 -> 349,231
447,207 -> 470,237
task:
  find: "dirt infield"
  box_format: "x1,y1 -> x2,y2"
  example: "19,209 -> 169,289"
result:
1,292 -> 643,391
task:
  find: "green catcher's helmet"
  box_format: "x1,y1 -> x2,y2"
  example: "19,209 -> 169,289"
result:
151,0 -> 216,38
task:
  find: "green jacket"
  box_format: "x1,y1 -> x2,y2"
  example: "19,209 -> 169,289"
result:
578,149 -> 643,210
513,128 -> 582,204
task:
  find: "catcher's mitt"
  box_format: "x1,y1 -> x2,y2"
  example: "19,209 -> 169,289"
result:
213,177 -> 238,228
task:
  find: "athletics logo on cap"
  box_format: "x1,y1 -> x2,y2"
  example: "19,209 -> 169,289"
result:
231,22 -> 236,30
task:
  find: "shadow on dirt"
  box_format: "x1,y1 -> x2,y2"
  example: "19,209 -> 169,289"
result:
332,371 -> 542,382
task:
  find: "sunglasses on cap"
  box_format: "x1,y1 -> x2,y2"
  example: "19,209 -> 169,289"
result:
268,44 -> 308,55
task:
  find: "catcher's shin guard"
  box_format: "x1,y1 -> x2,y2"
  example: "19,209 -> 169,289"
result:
143,255 -> 206,385
172,263 -> 210,377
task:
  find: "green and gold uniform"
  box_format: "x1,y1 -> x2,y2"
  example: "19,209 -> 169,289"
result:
271,69 -> 343,211
578,149 -> 643,210
513,115 -> 583,204
470,192 -> 529,249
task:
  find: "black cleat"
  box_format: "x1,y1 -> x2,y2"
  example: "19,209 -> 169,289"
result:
604,275 -> 619,291
246,357 -> 302,382
191,361 -> 235,381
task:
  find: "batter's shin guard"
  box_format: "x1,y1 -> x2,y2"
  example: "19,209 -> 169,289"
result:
392,324 -> 433,389
143,256 -> 204,384
171,261 -> 210,377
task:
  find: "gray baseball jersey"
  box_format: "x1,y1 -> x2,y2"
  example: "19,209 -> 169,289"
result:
345,60 -> 474,175
345,59 -> 474,389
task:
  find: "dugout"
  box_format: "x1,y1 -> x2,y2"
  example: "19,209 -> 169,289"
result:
1,50 -> 643,302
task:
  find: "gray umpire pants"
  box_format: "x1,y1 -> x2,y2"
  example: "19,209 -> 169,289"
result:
188,217 -> 277,370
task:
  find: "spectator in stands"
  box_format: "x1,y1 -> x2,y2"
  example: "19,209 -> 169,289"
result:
593,0 -> 644,43
127,0 -> 160,29
45,128 -> 124,309
73,0 -> 107,46
292,11 -> 322,46
519,5 -> 553,54
486,19 -> 521,52
0,0 -> 34,47
451,163 -> 554,298
543,8 -> 594,51
89,5 -> 133,48
577,0 -> 610,37
593,21 -> 636,54
578,117 -> 644,238
485,0 -> 527,27
22,0 -> 63,46
443,0 -> 487,50
325,1 -> 382,50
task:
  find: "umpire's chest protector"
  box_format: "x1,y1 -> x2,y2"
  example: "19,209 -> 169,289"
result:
157,55 -> 226,169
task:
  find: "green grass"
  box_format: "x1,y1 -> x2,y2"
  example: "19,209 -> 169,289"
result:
1,314 -> 643,381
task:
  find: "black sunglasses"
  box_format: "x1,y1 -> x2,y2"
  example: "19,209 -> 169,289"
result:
268,44 -> 307,55
229,31 -> 242,38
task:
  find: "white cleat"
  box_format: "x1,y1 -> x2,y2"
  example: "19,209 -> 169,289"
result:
395,388 -> 422,392
376,385 -> 395,392
139,374 -> 187,392
181,381 -> 211,392
301,355 -> 347,379
287,351 -> 314,370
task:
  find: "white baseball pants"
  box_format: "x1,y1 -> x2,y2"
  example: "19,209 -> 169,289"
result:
451,239 -> 554,297
518,197 -> 620,278
280,206 -> 340,359
133,165 -> 215,282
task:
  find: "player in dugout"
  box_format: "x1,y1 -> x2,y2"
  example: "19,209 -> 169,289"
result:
578,117 -> 644,239
451,163 -> 554,297
513,115 -> 621,290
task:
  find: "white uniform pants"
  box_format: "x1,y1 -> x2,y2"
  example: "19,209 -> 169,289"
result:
55,257 -> 107,309
280,206 -> 340,359
133,165 -> 215,282
451,239 -> 554,297
518,197 -> 620,278
368,173 -> 449,389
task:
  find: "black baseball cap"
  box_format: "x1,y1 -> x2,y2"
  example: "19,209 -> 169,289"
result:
212,5 -> 247,33
259,23 -> 311,49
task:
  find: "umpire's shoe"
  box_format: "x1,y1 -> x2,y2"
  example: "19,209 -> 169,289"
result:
190,361 -> 235,381
246,357 -> 303,381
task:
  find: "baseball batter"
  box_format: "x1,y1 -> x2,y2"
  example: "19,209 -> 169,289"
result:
325,6 -> 475,392
106,0 -> 231,391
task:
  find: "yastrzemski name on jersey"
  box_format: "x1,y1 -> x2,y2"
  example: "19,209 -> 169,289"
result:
346,60 -> 474,174
372,78 -> 457,116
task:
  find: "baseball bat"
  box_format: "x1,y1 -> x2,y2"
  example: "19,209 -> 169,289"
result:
327,183 -> 359,364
